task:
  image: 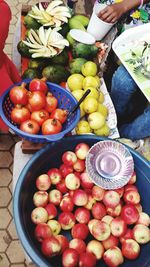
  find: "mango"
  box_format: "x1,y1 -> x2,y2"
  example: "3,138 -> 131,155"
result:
69,18 -> 86,31
72,15 -> 90,27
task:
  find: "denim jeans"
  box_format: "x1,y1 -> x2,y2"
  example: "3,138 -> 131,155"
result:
110,65 -> 150,140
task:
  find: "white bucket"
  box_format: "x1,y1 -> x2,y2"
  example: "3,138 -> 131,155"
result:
87,3 -> 114,41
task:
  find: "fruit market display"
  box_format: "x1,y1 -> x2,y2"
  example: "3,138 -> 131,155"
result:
30,142 -> 150,267
67,61 -> 110,136
14,0 -> 115,138
9,78 -> 68,135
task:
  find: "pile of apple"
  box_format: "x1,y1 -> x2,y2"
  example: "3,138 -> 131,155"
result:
31,142 -> 150,267
9,78 -> 68,135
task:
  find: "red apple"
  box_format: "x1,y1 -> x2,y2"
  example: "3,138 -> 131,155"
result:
103,190 -> 120,208
122,239 -> 140,260
124,184 -> 138,192
86,240 -> 104,260
69,239 -> 86,254
36,174 -> 51,191
101,215 -> 113,225
47,168 -> 62,185
65,173 -> 80,190
114,187 -> 124,198
62,151 -> 77,166
88,219 -> 99,234
103,247 -> 124,267
74,207 -> 90,224
80,172 -> 93,189
123,190 -> 140,205
128,171 -> 136,184
84,194 -> 96,210
79,252 -> 97,267
120,228 -> 133,243
75,143 -> 90,160
49,189 -> 62,206
84,188 -> 92,195
62,248 -> 79,267
73,159 -> 85,173
47,219 -> 61,235
102,234 -> 119,250
55,235 -> 69,253
69,190 -> 75,198
110,218 -> 127,237
135,203 -> 142,213
41,236 -> 61,257
73,189 -> 88,206
106,203 -> 122,217
33,191 -> 48,207
133,224 -> 150,244
92,185 -> 105,201
34,223 -> 52,242
31,207 -> 48,224
60,195 -> 74,212
91,202 -> 106,220
136,212 -> 150,226
45,203 -> 57,219
74,171 -> 81,179
91,221 -> 111,241
71,223 -> 89,240
58,211 -> 75,230
121,204 -> 139,225
59,164 -> 73,178
56,179 -> 68,194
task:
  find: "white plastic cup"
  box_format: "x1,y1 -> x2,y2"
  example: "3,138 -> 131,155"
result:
87,3 -> 114,41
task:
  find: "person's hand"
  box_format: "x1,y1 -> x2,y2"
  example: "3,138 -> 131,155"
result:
98,3 -> 125,23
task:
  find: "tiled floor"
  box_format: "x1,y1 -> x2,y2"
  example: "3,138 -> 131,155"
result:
0,133 -> 35,267
2,1 -> 86,266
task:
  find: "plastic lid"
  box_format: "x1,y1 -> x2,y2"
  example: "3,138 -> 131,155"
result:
95,151 -> 121,178
86,140 -> 134,189
69,29 -> 96,44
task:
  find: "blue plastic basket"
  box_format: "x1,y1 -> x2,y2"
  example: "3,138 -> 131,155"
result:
13,135 -> 150,267
0,79 -> 80,142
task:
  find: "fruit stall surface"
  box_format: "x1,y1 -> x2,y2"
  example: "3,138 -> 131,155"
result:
0,1 -> 150,267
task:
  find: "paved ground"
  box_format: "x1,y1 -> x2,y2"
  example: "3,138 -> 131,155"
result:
1,1 -> 85,266
0,133 -> 36,267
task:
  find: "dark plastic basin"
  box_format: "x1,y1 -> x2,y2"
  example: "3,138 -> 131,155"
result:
13,135 -> 150,267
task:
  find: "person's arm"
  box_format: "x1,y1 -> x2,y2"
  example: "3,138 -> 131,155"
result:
98,0 -> 150,23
